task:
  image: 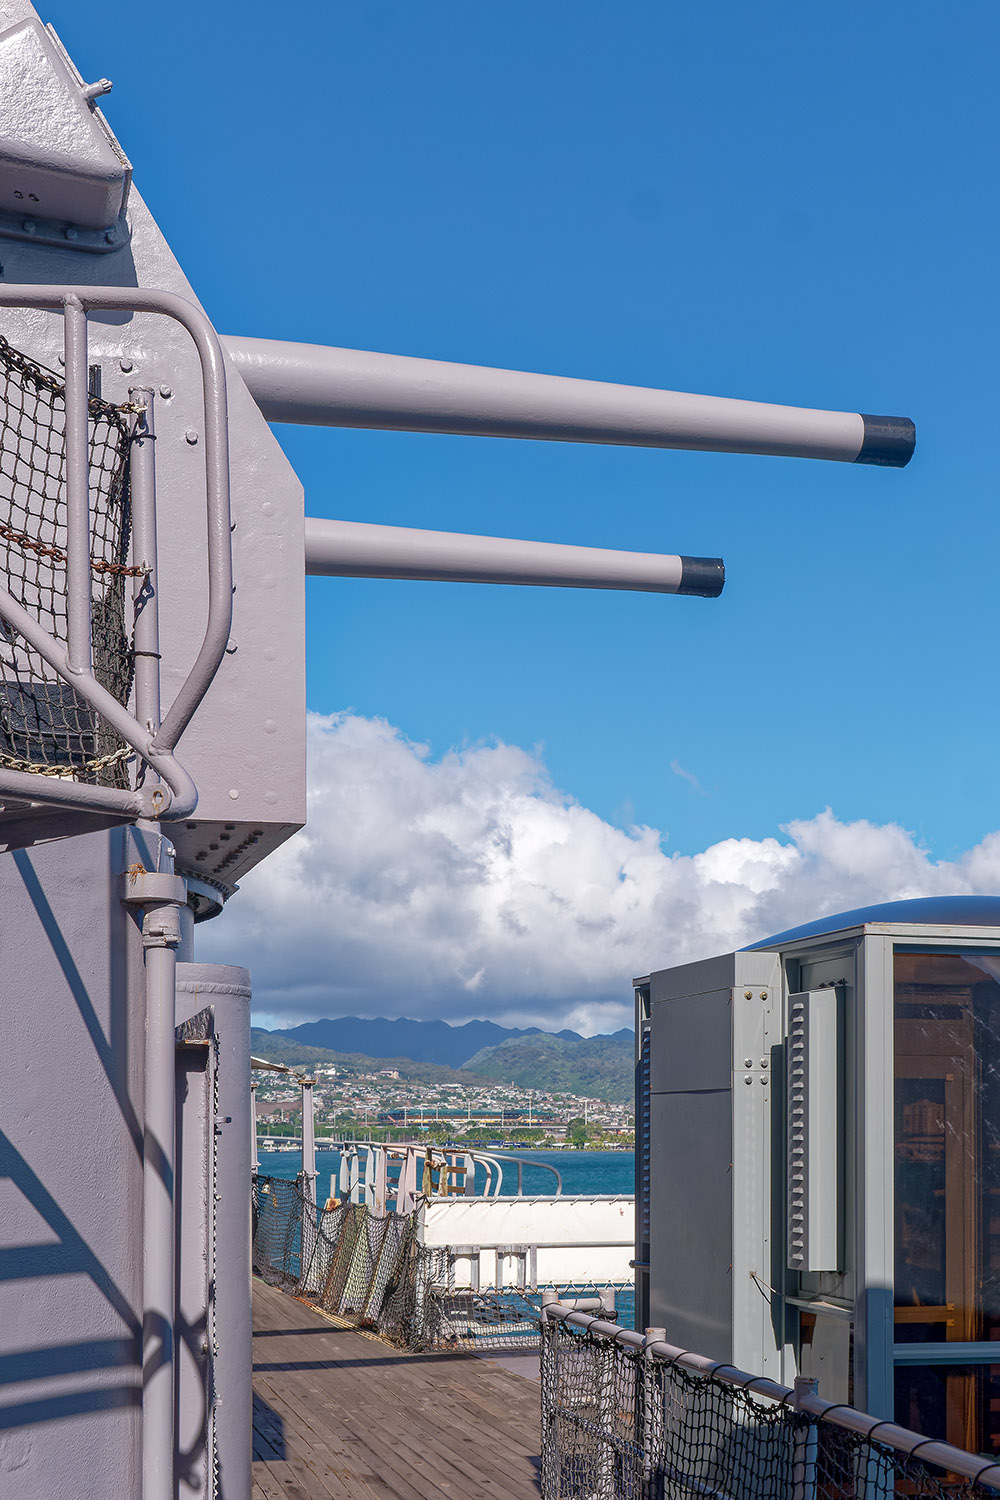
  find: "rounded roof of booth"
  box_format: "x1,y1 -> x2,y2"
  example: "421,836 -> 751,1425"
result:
744,894 -> 1000,950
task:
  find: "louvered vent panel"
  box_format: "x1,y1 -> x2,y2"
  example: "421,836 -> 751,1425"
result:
637,1030 -> 651,1250
785,989 -> 842,1273
786,994 -> 809,1269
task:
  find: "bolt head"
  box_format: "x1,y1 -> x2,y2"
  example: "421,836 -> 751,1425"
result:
744,1075 -> 753,1085
185,429 -> 199,445
159,384 -> 172,399
744,990 -> 753,1000
119,358 -> 133,373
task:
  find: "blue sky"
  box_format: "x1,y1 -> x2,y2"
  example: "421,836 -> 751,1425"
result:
44,2 -> 1000,1027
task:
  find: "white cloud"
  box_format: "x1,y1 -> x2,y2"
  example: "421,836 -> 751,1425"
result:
198,712 -> 1000,1034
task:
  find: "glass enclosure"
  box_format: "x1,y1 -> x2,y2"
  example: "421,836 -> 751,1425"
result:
894,950 -> 1000,1455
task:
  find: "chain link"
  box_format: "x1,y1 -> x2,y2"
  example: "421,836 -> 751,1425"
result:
0,519 -> 149,578
0,742 -> 134,778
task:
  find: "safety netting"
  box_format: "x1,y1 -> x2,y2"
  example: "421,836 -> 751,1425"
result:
252,1174 -> 632,1353
0,335 -> 139,783
541,1318 -> 1000,1500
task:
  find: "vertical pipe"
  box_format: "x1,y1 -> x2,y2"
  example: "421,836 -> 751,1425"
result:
63,297 -> 92,675
250,1081 -> 259,1174
129,391 -> 160,733
141,899 -> 182,1500
300,1077 -> 316,1205
299,1077 -> 317,1283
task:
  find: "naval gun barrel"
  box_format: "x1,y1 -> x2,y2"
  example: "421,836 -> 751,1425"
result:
304,516 -> 724,597
223,335 -> 914,466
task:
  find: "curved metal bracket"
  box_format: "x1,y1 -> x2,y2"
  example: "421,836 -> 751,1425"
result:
0,284 -> 232,830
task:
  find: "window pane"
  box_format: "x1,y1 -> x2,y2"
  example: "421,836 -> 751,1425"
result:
895,1364 -> 1000,1457
894,951 -> 1000,1451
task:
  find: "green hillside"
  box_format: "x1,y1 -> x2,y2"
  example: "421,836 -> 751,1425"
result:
249,1028 -> 490,1087
462,1030 -> 634,1104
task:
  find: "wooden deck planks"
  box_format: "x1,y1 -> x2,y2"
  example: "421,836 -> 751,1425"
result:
252,1278 -> 542,1500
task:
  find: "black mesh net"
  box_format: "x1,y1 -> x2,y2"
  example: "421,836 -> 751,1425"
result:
541,1320 -> 1000,1500
252,1175 -> 632,1354
253,1176 -> 424,1346
0,336 -> 139,784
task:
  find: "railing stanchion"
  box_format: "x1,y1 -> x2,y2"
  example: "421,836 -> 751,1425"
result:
62,294 -> 93,677
129,389 -> 160,734
792,1375 -> 819,1500
540,1291 -> 560,1500
642,1326 -> 666,1500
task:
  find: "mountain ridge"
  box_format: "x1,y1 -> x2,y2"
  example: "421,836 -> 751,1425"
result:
250,1015 -> 635,1103
462,1030 -> 634,1104
262,1014 -> 587,1070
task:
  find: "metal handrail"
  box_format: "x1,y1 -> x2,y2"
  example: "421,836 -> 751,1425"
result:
0,284 -> 231,822
316,1140 -> 567,1206
541,1300 -> 1000,1491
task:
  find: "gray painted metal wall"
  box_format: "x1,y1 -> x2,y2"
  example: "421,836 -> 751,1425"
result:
646,949 -> 782,1375
0,829 -> 144,1495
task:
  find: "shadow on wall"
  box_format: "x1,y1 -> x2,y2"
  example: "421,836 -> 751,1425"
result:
0,1130 -> 142,1430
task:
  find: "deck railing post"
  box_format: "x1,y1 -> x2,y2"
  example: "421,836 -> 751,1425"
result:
791,1375 -> 819,1500
642,1327 -> 666,1500
540,1292 -> 561,1500
595,1323 -> 617,1499
250,1081 -> 259,1175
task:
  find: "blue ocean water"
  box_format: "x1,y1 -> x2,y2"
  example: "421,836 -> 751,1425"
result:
257,1146 -> 634,1199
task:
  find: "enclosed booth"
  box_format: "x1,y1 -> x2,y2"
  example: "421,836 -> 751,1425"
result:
635,895 -> 1000,1458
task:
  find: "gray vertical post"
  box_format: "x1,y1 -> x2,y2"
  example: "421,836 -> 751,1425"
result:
300,1076 -> 316,1204
62,295 -> 92,676
854,935 -> 895,1417
125,871 -> 186,1500
540,1292 -> 560,1500
299,1076 -> 316,1283
250,1080 -> 259,1174
176,962 -> 253,1500
129,391 -> 160,734
791,1375 -> 819,1500
595,1310 -> 617,1499
643,1328 -> 666,1500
